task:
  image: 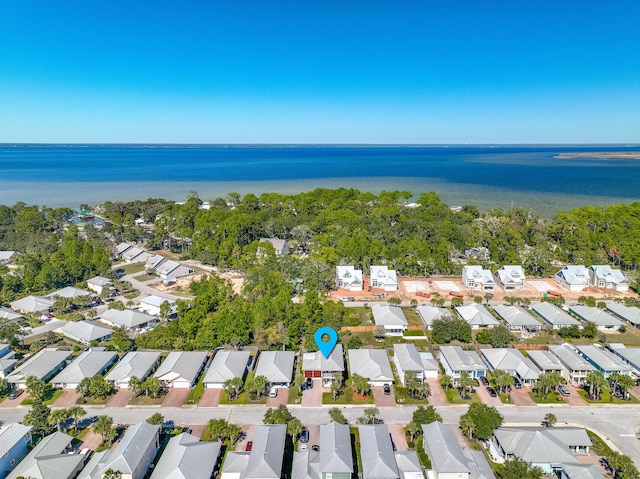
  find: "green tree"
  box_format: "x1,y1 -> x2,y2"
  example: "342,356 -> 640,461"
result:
76,377 -> 92,399
489,325 -> 514,348
582,321 -> 598,339
287,418 -> 303,438
459,403 -> 503,440
246,375 -> 268,399
93,415 -> 115,445
543,413 -> 557,427
128,376 -> 142,397
412,405 -> 442,426
349,374 -> 371,398
142,377 -> 162,398
67,406 -> 86,433
48,408 -> 70,432
357,407 -> 380,424
585,370 -> 607,400
489,370 -> 514,395
440,374 -> 452,392
458,371 -> 476,399
498,458 -> 543,479
146,413 -> 164,426
102,469 -> 123,479
89,375 -> 112,399
223,377 -> 245,401
23,399 -> 53,440
264,405 -> 295,425
328,407 -> 348,424
25,376 -> 46,402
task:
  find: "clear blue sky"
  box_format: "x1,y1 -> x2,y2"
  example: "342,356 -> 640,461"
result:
1,1 -> 639,143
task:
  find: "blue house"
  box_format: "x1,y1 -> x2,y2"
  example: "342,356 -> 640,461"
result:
0,423 -> 32,478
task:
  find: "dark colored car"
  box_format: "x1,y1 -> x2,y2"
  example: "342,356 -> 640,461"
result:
8,390 -> 23,400
311,445 -> 319,452
245,441 -> 253,451
479,376 -> 489,386
486,387 -> 497,397
383,384 -> 391,395
306,378 -> 313,389
514,380 -> 522,389
300,427 -> 309,443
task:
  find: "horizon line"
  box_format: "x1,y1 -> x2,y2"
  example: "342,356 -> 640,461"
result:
1,142 -> 640,147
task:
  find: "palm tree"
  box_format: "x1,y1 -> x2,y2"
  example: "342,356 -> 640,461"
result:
586,371 -> 607,400
93,415 -> 114,445
440,374 -> 452,392
458,371 -> 475,399
460,413 -> 474,438
224,377 -> 244,401
128,376 -> 141,397
48,409 -> 70,432
617,375 -> 636,400
67,406 -> 86,433
543,413 -> 557,427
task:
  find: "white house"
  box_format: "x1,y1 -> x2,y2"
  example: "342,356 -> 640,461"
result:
527,350 -> 564,375
481,348 -> 540,385
203,350 -> 251,388
455,304 -> 500,328
254,351 -> 295,387
607,302 -> 640,329
462,266 -> 495,291
221,425 -> 286,479
138,295 -> 176,317
259,238 -> 290,255
7,432 -> 84,479
438,346 -> 486,385
86,276 -> 115,296
574,345 -> 632,378
302,344 -> 345,384
569,305 -> 624,330
47,286 -> 93,299
153,351 -> 208,388
494,265 -> 526,290
155,260 -> 195,282
0,306 -> 23,323
99,308 -> 157,330
0,251 -> 16,264
336,266 -> 364,291
60,320 -> 113,345
589,265 -> 629,292
51,348 -> 118,389
492,304 -> 542,331
371,303 -> 408,336
416,305 -> 452,329
105,351 -> 162,388
370,265 -> 398,291
547,344 -> 595,385
9,295 -> 54,315
555,265 -> 590,292
531,302 -> 581,329
393,344 -> 438,386
348,349 -> 393,386
149,432 -> 221,479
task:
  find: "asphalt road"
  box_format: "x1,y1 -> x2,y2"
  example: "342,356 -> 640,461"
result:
2,404 -> 638,464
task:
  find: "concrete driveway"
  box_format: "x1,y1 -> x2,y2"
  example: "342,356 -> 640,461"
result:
510,387 -> 536,406
388,424 -> 409,451
0,391 -> 29,408
198,388 -> 222,407
562,385 -> 589,406
162,389 -> 190,407
236,424 -> 256,451
475,385 -> 503,407
373,386 -> 396,407
106,389 -> 133,408
426,379 -> 449,406
302,379 -> 323,407
266,387 -> 291,407
53,390 -> 81,407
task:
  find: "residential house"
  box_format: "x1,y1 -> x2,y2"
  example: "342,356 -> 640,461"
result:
422,421 -> 496,479
99,308 -> 157,330
47,286 -> 93,300
393,343 -> 438,386
153,351 -> 208,388
254,351 -> 295,387
203,350 -> 251,389
259,238 -> 290,255
51,348 -> 118,389
302,344 -> 345,384
145,254 -> 166,273
462,266 -> 496,291
481,348 -> 540,386
155,260 -> 195,282
416,305 -> 452,329
494,266 -> 526,290
371,304 -> 408,336
86,276 -> 115,296
531,302 -> 581,329
492,427 -> 591,474
116,242 -> 134,256
0,344 -> 18,379
608,344 -> 640,376
60,320 -> 112,345
221,425 -> 287,479
292,448 -> 320,479
547,344 -> 595,385
0,423 -> 32,478
562,464 -> 606,479
574,345 -> 632,378
358,425 -> 399,479
348,349 -> 394,387
555,265 -> 590,292
527,350 -> 564,375
455,304 -> 500,329
149,432 -> 221,479
138,295 -> 176,317
335,266 -> 364,291
606,303 -> 640,329
492,304 -> 542,331
120,246 -> 154,264
394,452 -> 424,479
438,346 -> 486,385
7,431 -> 85,479
370,265 -> 399,291
9,295 -> 54,315
569,305 -> 624,330
589,265 -> 629,292
0,251 -> 16,265
79,422 -> 160,479
6,348 -> 72,389
0,307 -> 23,323
319,422 -> 353,479
105,351 -> 162,388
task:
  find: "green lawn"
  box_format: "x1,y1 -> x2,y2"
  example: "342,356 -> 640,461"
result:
525,331 -> 558,345
528,391 -> 566,404
415,437 -> 432,469
184,375 -> 205,405
348,307 -> 373,326
394,386 -> 429,405
602,327 -> 640,347
22,387 -> 62,406
120,263 -> 145,275
124,292 -> 141,300
323,391 -> 374,405
445,388 -> 480,404
128,395 -> 164,406
80,396 -> 111,406
402,308 -> 425,327
577,387 -> 640,404
134,274 -> 157,282
587,430 -> 615,456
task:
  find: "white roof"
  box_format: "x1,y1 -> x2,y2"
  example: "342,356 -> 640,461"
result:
556,265 -> 590,286
481,348 -> 540,381
48,287 -> 92,299
150,432 -> 220,479
463,265 -> 495,285
51,348 -> 117,385
302,344 -> 345,373
495,265 -> 525,284
0,423 -> 32,457
0,306 -> 23,322
439,346 -> 485,372
370,265 -> 398,286
10,295 -> 54,313
569,305 -> 624,328
121,246 -> 145,261
105,351 -> 161,383
6,348 -> 72,384
494,427 -> 589,465
319,422 -> 353,474
371,304 -> 408,327
531,302 -> 580,327
575,345 -> 632,374
394,344 -> 426,373
259,237 -> 288,252
336,266 -> 363,285
145,254 -> 166,270
590,265 -> 628,284
61,321 -> 112,343
416,305 -> 452,327
456,304 -> 500,327
100,308 -> 157,329
347,349 -> 393,382
245,425 -> 287,479
607,302 -> 640,326
254,351 -> 295,384
204,350 -> 250,384
492,304 -> 541,328
154,351 -> 208,384
140,295 -> 175,308
116,242 -> 133,255
87,276 -> 113,287
0,251 -> 16,261
422,422 -> 470,475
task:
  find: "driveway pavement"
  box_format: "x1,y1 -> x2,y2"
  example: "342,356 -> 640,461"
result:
510,387 -> 536,407
426,379 -> 449,406
236,424 -> 256,451
106,389 -> 133,408
302,380 -> 323,407
80,429 -> 104,451
388,424 -> 409,451
475,385 -> 503,407
162,389 -> 190,407
373,386 -> 396,407
198,389 -> 222,407
53,390 -> 81,407
563,385 -> 589,406
0,392 -> 29,408
266,387 -> 290,407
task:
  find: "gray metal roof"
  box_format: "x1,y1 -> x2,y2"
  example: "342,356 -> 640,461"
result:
319,422 -> 353,474
6,348 -> 72,384
0,306 -> 23,322
532,302 -> 580,327
48,286 -> 93,299
481,348 -> 540,381
302,344 -> 345,373
292,449 -> 320,479
51,348 -> 117,385
456,304 -> 500,327
394,452 -> 423,479
464,449 -> 496,479
105,351 -> 161,383
608,345 -> 640,374
0,423 -> 32,457
527,350 -> 563,372
421,421 -> 470,475
492,305 -> 542,328
99,308 -> 157,329
575,345 -> 632,374
254,351 -> 295,384
87,276 -> 112,287
547,344 -> 595,373
153,351 -> 207,385
606,302 -> 640,326
8,431 -> 84,479
150,432 -> 220,479
589,265 -> 628,286
348,349 -> 393,382
358,425 -> 399,479
10,295 -> 54,313
438,346 -> 485,373
222,452 -> 250,476
393,344 -> 425,373
563,464 -> 606,479
203,350 -> 251,384
569,306 -> 624,328
494,427 -> 586,465
372,304 -> 408,327
416,305 -> 451,327
245,424 -> 287,479
61,320 -> 112,343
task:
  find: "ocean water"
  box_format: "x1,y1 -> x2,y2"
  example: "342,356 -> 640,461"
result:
1,144 -> 639,216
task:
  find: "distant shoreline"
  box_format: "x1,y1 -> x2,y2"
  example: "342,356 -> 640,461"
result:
554,152 -> 640,160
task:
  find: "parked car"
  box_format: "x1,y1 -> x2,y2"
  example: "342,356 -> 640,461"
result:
479,376 -> 489,386
8,389 -> 22,400
486,387 -> 497,398
306,378 -> 313,389
269,387 -> 278,398
383,384 -> 391,395
559,385 -> 570,396
514,380 -> 522,389
300,428 -> 309,443
311,445 -> 319,452
245,441 -> 253,451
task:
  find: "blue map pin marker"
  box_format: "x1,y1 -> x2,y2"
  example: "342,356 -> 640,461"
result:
314,327 -> 338,358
